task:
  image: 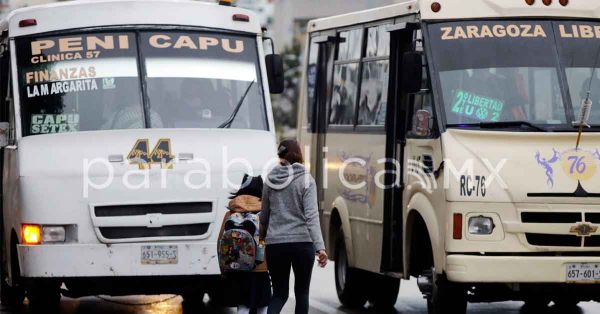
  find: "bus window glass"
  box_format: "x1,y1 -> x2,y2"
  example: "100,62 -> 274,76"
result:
358,60 -> 388,125
306,39 -> 319,129
140,32 -> 266,130
366,25 -> 390,58
330,63 -> 359,125
428,21 -> 567,126
556,21 -> 600,125
338,29 -> 363,61
16,32 -> 144,135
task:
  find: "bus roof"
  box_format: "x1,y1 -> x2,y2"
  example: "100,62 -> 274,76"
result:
2,0 -> 262,38
308,0 -> 600,33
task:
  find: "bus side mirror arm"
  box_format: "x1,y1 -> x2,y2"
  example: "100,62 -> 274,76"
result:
400,51 -> 423,94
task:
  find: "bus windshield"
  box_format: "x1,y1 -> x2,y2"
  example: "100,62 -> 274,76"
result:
428,20 -> 600,130
16,30 -> 266,136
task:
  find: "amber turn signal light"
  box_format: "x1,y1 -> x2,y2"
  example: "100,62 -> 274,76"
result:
22,224 -> 42,245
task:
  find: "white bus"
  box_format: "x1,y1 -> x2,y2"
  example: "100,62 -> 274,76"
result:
298,0 -> 600,312
0,0 -> 283,310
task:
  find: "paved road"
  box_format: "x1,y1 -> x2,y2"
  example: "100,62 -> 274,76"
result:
2,263 -> 600,313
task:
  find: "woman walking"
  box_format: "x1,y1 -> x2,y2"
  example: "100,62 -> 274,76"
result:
260,139 -> 328,314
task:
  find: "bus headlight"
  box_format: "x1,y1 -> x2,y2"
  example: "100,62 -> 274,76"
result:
42,226 -> 66,243
468,216 -> 495,235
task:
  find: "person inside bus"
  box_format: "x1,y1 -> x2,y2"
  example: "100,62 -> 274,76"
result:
459,68 -> 528,122
330,67 -> 351,124
358,62 -> 385,125
260,139 -> 328,314
101,79 -> 164,129
173,79 -> 232,128
218,175 -> 271,314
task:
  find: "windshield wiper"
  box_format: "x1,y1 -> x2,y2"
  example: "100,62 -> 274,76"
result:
447,121 -> 548,132
218,80 -> 256,129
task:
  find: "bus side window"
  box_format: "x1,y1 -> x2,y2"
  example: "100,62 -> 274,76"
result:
357,24 -> 390,126
329,28 -> 362,126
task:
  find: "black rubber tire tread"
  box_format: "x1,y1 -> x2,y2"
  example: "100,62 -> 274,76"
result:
334,230 -> 367,309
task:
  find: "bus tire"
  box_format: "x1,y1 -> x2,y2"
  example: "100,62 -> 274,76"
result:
523,298 -> 550,310
553,298 -> 579,309
182,292 -> 205,313
367,274 -> 400,309
334,230 -> 367,308
26,280 -> 61,313
1,238 -> 24,308
0,280 -> 23,308
426,268 -> 466,314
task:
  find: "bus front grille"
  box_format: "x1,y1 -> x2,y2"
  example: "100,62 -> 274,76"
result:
95,202 -> 212,217
99,224 -> 210,240
521,212 -> 600,248
521,212 -> 582,223
525,233 -> 581,247
91,202 -> 214,242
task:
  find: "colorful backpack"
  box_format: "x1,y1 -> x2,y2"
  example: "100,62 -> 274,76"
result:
218,212 -> 261,272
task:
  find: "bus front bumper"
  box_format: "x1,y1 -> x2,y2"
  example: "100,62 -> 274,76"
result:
446,254 -> 600,283
17,242 -> 220,278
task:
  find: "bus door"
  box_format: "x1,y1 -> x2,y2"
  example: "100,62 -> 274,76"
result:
308,33 -> 336,208
381,23 -> 421,273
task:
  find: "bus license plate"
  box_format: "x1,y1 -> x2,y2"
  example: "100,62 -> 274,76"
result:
141,245 -> 178,265
566,263 -> 600,282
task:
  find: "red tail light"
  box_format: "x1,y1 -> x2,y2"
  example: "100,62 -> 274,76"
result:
559,0 -> 568,6
525,0 -> 535,5
431,2 -> 441,12
542,0 -> 552,6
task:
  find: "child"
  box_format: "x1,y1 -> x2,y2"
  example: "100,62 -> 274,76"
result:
218,175 -> 271,314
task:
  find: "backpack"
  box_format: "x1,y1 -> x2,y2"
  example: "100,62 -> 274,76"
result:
218,212 -> 261,272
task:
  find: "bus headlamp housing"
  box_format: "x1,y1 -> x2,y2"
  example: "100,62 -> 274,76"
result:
42,226 -> 66,243
22,224 -> 66,244
468,216 -> 495,235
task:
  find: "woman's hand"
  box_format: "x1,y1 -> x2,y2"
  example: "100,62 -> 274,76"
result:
317,250 -> 328,268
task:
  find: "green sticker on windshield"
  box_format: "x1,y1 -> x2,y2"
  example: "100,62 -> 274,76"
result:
451,90 -> 504,122
30,114 -> 79,134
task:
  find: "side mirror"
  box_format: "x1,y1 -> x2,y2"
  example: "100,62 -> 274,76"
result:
265,54 -> 284,94
0,122 -> 9,147
401,51 -> 423,94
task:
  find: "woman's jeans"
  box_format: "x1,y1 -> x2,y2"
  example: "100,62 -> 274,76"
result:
266,242 -> 315,314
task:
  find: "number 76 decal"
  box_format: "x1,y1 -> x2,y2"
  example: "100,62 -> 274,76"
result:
127,139 -> 175,169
